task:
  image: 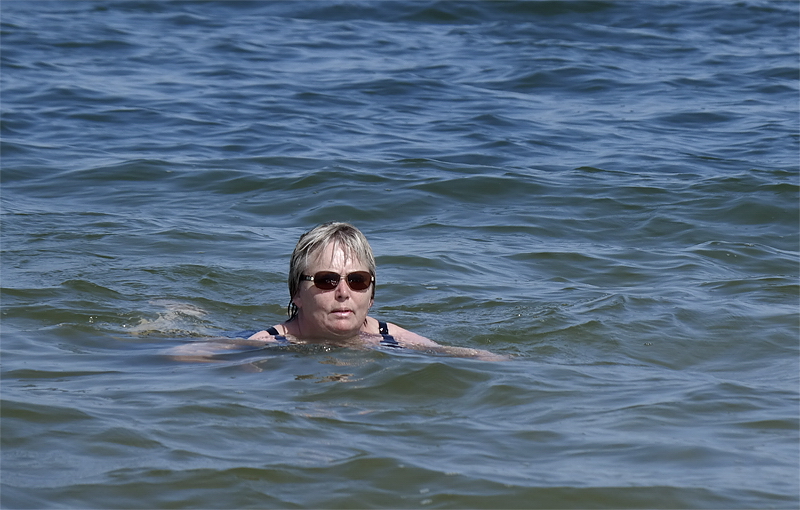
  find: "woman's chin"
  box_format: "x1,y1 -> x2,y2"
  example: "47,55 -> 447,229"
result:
329,326 -> 359,337
324,320 -> 362,338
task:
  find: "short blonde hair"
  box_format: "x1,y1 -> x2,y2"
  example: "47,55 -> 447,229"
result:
287,222 -> 376,318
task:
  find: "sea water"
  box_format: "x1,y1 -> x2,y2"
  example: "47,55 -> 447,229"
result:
2,1 -> 798,508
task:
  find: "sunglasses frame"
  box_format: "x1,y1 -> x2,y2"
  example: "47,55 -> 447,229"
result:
301,271 -> 375,291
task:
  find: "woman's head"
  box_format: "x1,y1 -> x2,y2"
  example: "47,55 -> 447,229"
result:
287,222 -> 376,319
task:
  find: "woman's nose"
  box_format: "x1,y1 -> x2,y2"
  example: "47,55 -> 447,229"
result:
334,278 -> 350,298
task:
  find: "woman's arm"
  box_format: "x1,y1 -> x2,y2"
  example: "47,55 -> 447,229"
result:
387,323 -> 509,361
166,336 -> 278,362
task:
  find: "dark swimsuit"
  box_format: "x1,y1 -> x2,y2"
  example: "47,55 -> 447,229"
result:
229,321 -> 401,349
264,326 -> 291,345
377,321 -> 401,348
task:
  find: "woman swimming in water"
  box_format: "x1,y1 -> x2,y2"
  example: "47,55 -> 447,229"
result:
171,222 -> 504,361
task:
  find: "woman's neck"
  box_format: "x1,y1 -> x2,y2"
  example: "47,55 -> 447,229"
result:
282,315 -> 367,345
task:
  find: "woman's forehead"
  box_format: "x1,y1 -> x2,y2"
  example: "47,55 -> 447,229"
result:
308,241 -> 365,269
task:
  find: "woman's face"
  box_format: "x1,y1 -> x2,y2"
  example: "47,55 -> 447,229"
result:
292,241 -> 373,339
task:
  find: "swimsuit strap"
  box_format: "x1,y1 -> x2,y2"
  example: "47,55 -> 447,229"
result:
266,326 -> 290,345
378,321 -> 401,348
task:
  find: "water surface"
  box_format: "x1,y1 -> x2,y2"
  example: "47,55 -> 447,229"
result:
2,1 -> 798,508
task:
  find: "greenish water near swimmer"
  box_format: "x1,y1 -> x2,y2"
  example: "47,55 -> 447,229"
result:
1,1 -> 797,508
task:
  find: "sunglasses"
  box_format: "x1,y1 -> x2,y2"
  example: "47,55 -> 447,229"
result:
301,271 -> 374,291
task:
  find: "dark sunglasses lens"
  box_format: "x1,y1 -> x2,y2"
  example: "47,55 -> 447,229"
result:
314,272 -> 340,290
347,271 -> 372,290
310,271 -> 372,291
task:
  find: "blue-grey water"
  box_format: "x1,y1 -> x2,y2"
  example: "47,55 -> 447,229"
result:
2,1 -> 798,508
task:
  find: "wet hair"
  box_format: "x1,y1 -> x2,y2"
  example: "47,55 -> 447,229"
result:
287,222 -> 376,319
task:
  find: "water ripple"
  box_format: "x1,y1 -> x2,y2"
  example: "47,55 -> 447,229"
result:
2,1 -> 797,508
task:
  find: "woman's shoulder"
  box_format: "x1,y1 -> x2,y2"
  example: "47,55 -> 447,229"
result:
372,317 -> 509,361
246,326 -> 288,342
375,318 -> 440,348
